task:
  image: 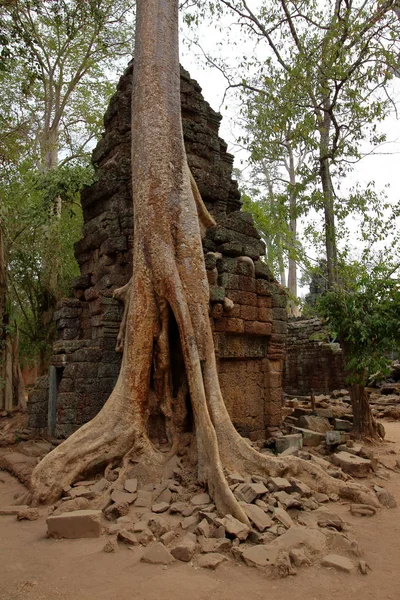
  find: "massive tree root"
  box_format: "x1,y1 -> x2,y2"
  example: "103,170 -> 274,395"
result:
30,0 -> 379,515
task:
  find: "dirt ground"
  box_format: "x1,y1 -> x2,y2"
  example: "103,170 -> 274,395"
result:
1,422 -> 400,600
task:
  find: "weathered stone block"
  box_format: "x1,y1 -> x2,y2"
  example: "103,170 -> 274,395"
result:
47,510 -> 102,539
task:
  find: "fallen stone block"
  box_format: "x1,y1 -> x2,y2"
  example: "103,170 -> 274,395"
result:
190,493 -> 211,506
171,538 -> 196,562
334,419 -> 352,432
124,478 -> 138,493
47,510 -> 102,539
216,514 -> 250,540
293,427 -> 326,447
118,529 -> 138,545
332,452 -> 371,478
197,552 -> 228,569
17,508 -> 39,521
242,503 -> 273,532
141,542 -> 175,565
275,434 -> 302,454
0,505 -> 28,516
321,554 -> 355,574
267,477 -> 292,493
297,415 -> 332,433
273,507 -> 294,529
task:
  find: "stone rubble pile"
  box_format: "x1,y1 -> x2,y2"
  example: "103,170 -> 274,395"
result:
7,453 -> 385,578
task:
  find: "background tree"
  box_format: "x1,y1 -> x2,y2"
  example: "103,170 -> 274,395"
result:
0,0 -> 135,370
187,0 -> 400,289
318,262 -> 400,438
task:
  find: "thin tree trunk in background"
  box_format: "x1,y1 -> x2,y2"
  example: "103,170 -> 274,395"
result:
319,117 -> 338,290
0,226 -> 27,412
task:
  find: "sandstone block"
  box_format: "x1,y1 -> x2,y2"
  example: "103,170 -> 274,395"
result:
141,542 -> 175,565
321,554 -> 355,574
47,510 -> 102,539
332,451 -> 371,478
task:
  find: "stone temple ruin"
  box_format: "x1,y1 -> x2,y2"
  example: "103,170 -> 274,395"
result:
28,63 -> 287,441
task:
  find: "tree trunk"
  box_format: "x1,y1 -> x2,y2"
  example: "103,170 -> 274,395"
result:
287,145 -> 300,317
0,226 -> 26,412
319,117 -> 338,290
350,383 -> 380,439
341,341 -> 380,439
29,0 -> 380,515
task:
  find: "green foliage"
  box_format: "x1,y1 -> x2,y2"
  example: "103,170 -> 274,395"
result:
317,264 -> 400,384
0,163 -> 89,364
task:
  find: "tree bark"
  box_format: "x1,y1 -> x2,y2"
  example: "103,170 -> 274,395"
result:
0,226 -> 26,411
350,383 -> 380,439
29,0 -> 380,516
319,116 -> 338,290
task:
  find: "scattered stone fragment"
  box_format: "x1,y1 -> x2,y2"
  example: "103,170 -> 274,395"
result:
214,538 -> 231,551
141,542 -> 175,565
289,547 -> 312,567
118,529 -> 138,546
297,415 -> 332,433
316,509 -> 343,531
334,419 -> 353,432
66,486 -> 95,500
136,528 -> 155,546
151,502 -> 170,514
374,485 -> 397,508
171,538 -> 196,562
293,427 -> 326,447
197,552 -> 228,570
332,452 -> 371,478
53,497 -> 89,516
0,505 -> 28,516
326,431 -> 342,446
190,493 -> 211,506
196,518 -> 210,538
216,514 -> 250,540
289,479 -> 312,497
160,530 -> 176,546
275,434 -> 302,454
267,477 -> 292,493
16,508 -> 39,521
111,490 -> 137,505
135,491 -> 152,508
213,525 -> 226,539
103,539 -> 117,553
226,472 -> 245,485
181,506 -> 196,517
350,504 -> 377,517
242,503 -> 273,532
148,515 -> 170,537
104,524 -> 120,536
47,510 -> 102,539
235,482 -> 267,503
314,492 -> 329,504
104,502 -> 129,521
169,502 -> 186,514
321,554 -> 355,574
359,560 -> 371,575
325,531 -> 361,557
273,491 -> 302,509
273,507 -> 294,529
154,488 -> 172,504
92,478 -> 109,493
303,497 -> 319,511
181,513 -> 200,530
241,544 -> 280,568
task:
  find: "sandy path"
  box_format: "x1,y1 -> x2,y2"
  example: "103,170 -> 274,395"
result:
1,422 -> 400,600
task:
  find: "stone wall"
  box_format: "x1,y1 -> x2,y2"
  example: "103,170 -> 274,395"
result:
28,63 -> 287,440
283,317 -> 345,396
